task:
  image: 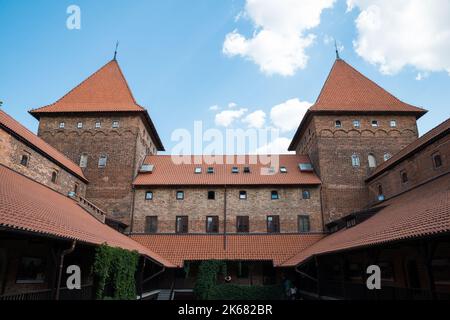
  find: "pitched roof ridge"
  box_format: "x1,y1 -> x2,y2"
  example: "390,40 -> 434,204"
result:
0,110 -> 87,182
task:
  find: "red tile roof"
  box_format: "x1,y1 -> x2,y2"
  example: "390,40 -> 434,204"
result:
28,60 -> 165,151
0,110 -> 87,182
133,155 -> 321,186
289,59 -> 427,151
367,117 -> 450,181
131,233 -> 325,267
0,165 -> 174,267
282,174 -> 450,267
311,59 -> 427,114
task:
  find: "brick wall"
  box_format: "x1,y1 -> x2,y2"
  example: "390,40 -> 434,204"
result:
36,113 -> 157,226
294,114 -> 419,224
0,128 -> 87,197
367,133 -> 450,205
132,186 -> 323,233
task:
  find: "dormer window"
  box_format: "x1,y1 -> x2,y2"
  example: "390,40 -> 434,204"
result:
280,166 -> 287,173
77,122 -> 83,129
207,167 -> 214,174
371,120 -> 379,127
194,167 -> 202,174
232,167 -> 239,174
335,120 -> 342,128
59,122 -> 65,129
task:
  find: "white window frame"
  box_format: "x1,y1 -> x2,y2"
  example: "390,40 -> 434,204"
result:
59,122 -> 65,129
77,122 -> 83,129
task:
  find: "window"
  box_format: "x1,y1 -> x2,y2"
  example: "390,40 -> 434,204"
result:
98,155 -> 107,168
280,166 -> 287,173
59,122 -> 65,129
176,216 -> 188,233
79,153 -> 88,168
176,191 -> 184,200
239,191 -> 247,200
206,216 -> 219,233
236,216 -> 249,233
302,189 -> 311,200
20,154 -> 29,167
401,170 -> 408,184
335,120 -> 342,128
368,154 -> 377,168
145,191 -> 153,200
51,170 -> 58,183
433,153 -> 443,168
145,216 -> 158,233
298,215 -> 310,233
353,120 -> 360,128
346,218 -> 356,228
73,183 -> 79,195
95,121 -> 101,129
371,120 -> 379,127
194,167 -> 202,174
232,167 -> 239,174
271,191 -> 279,200
378,184 -> 385,201
384,153 -> 392,161
207,167 -> 214,174
112,120 -> 119,128
267,216 -> 280,233
351,154 -> 360,167
77,122 -> 83,129
390,120 -> 397,128
237,262 -> 250,279
243,166 -> 251,173
207,191 -> 215,200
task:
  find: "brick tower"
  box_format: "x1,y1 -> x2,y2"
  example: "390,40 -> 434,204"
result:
29,59 -> 164,227
289,58 -> 427,226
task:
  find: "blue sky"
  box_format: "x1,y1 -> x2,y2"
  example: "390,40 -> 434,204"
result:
1,0 -> 449,154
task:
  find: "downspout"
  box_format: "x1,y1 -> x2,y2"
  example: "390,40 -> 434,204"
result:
223,184 -> 227,251
130,185 -> 136,234
55,240 -> 76,300
319,185 -> 326,232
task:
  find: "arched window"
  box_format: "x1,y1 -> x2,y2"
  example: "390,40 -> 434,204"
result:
384,153 -> 392,161
51,170 -> 58,183
368,154 -> 377,168
351,154 -> 360,167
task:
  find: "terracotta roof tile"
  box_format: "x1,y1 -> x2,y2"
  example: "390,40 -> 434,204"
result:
311,59 -> 427,114
133,155 -> 321,186
0,110 -> 87,182
131,233 -> 325,267
368,117 -> 450,181
0,165 -> 174,267
282,174 -> 450,267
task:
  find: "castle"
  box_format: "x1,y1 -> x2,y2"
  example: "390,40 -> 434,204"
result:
1,56 -> 449,300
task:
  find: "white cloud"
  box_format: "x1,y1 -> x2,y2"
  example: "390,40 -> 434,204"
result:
223,0 -> 336,76
209,105 -> 219,111
242,110 -> 266,128
270,98 -> 312,132
415,72 -> 429,81
255,137 -> 294,154
215,108 -> 248,127
228,102 -> 238,108
348,0 -> 450,75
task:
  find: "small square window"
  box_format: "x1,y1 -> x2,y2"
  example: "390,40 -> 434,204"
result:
433,153 -> 442,169
79,153 -> 88,168
239,191 -> 247,200
145,191 -> 153,200
207,167 -> 214,174
112,121 -> 120,128
176,191 -> 184,200
243,167 -> 251,173
98,155 -> 107,168
280,166 -> 287,173
353,120 -> 360,128
207,191 -> 215,200
390,120 -> 397,128
20,154 -> 29,167
194,167 -> 202,174
232,167 -> 239,174
95,121 -> 101,129
335,120 -> 342,128
59,122 -> 65,129
271,191 -> 279,200
371,120 -> 379,127
302,190 -> 311,200
77,122 -> 83,129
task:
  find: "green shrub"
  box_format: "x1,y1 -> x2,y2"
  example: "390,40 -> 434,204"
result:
208,284 -> 284,300
194,260 -> 227,300
93,244 -> 139,300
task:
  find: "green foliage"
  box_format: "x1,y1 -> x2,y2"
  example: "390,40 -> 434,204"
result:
194,260 -> 227,300
93,244 -> 139,300
208,284 -> 284,300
